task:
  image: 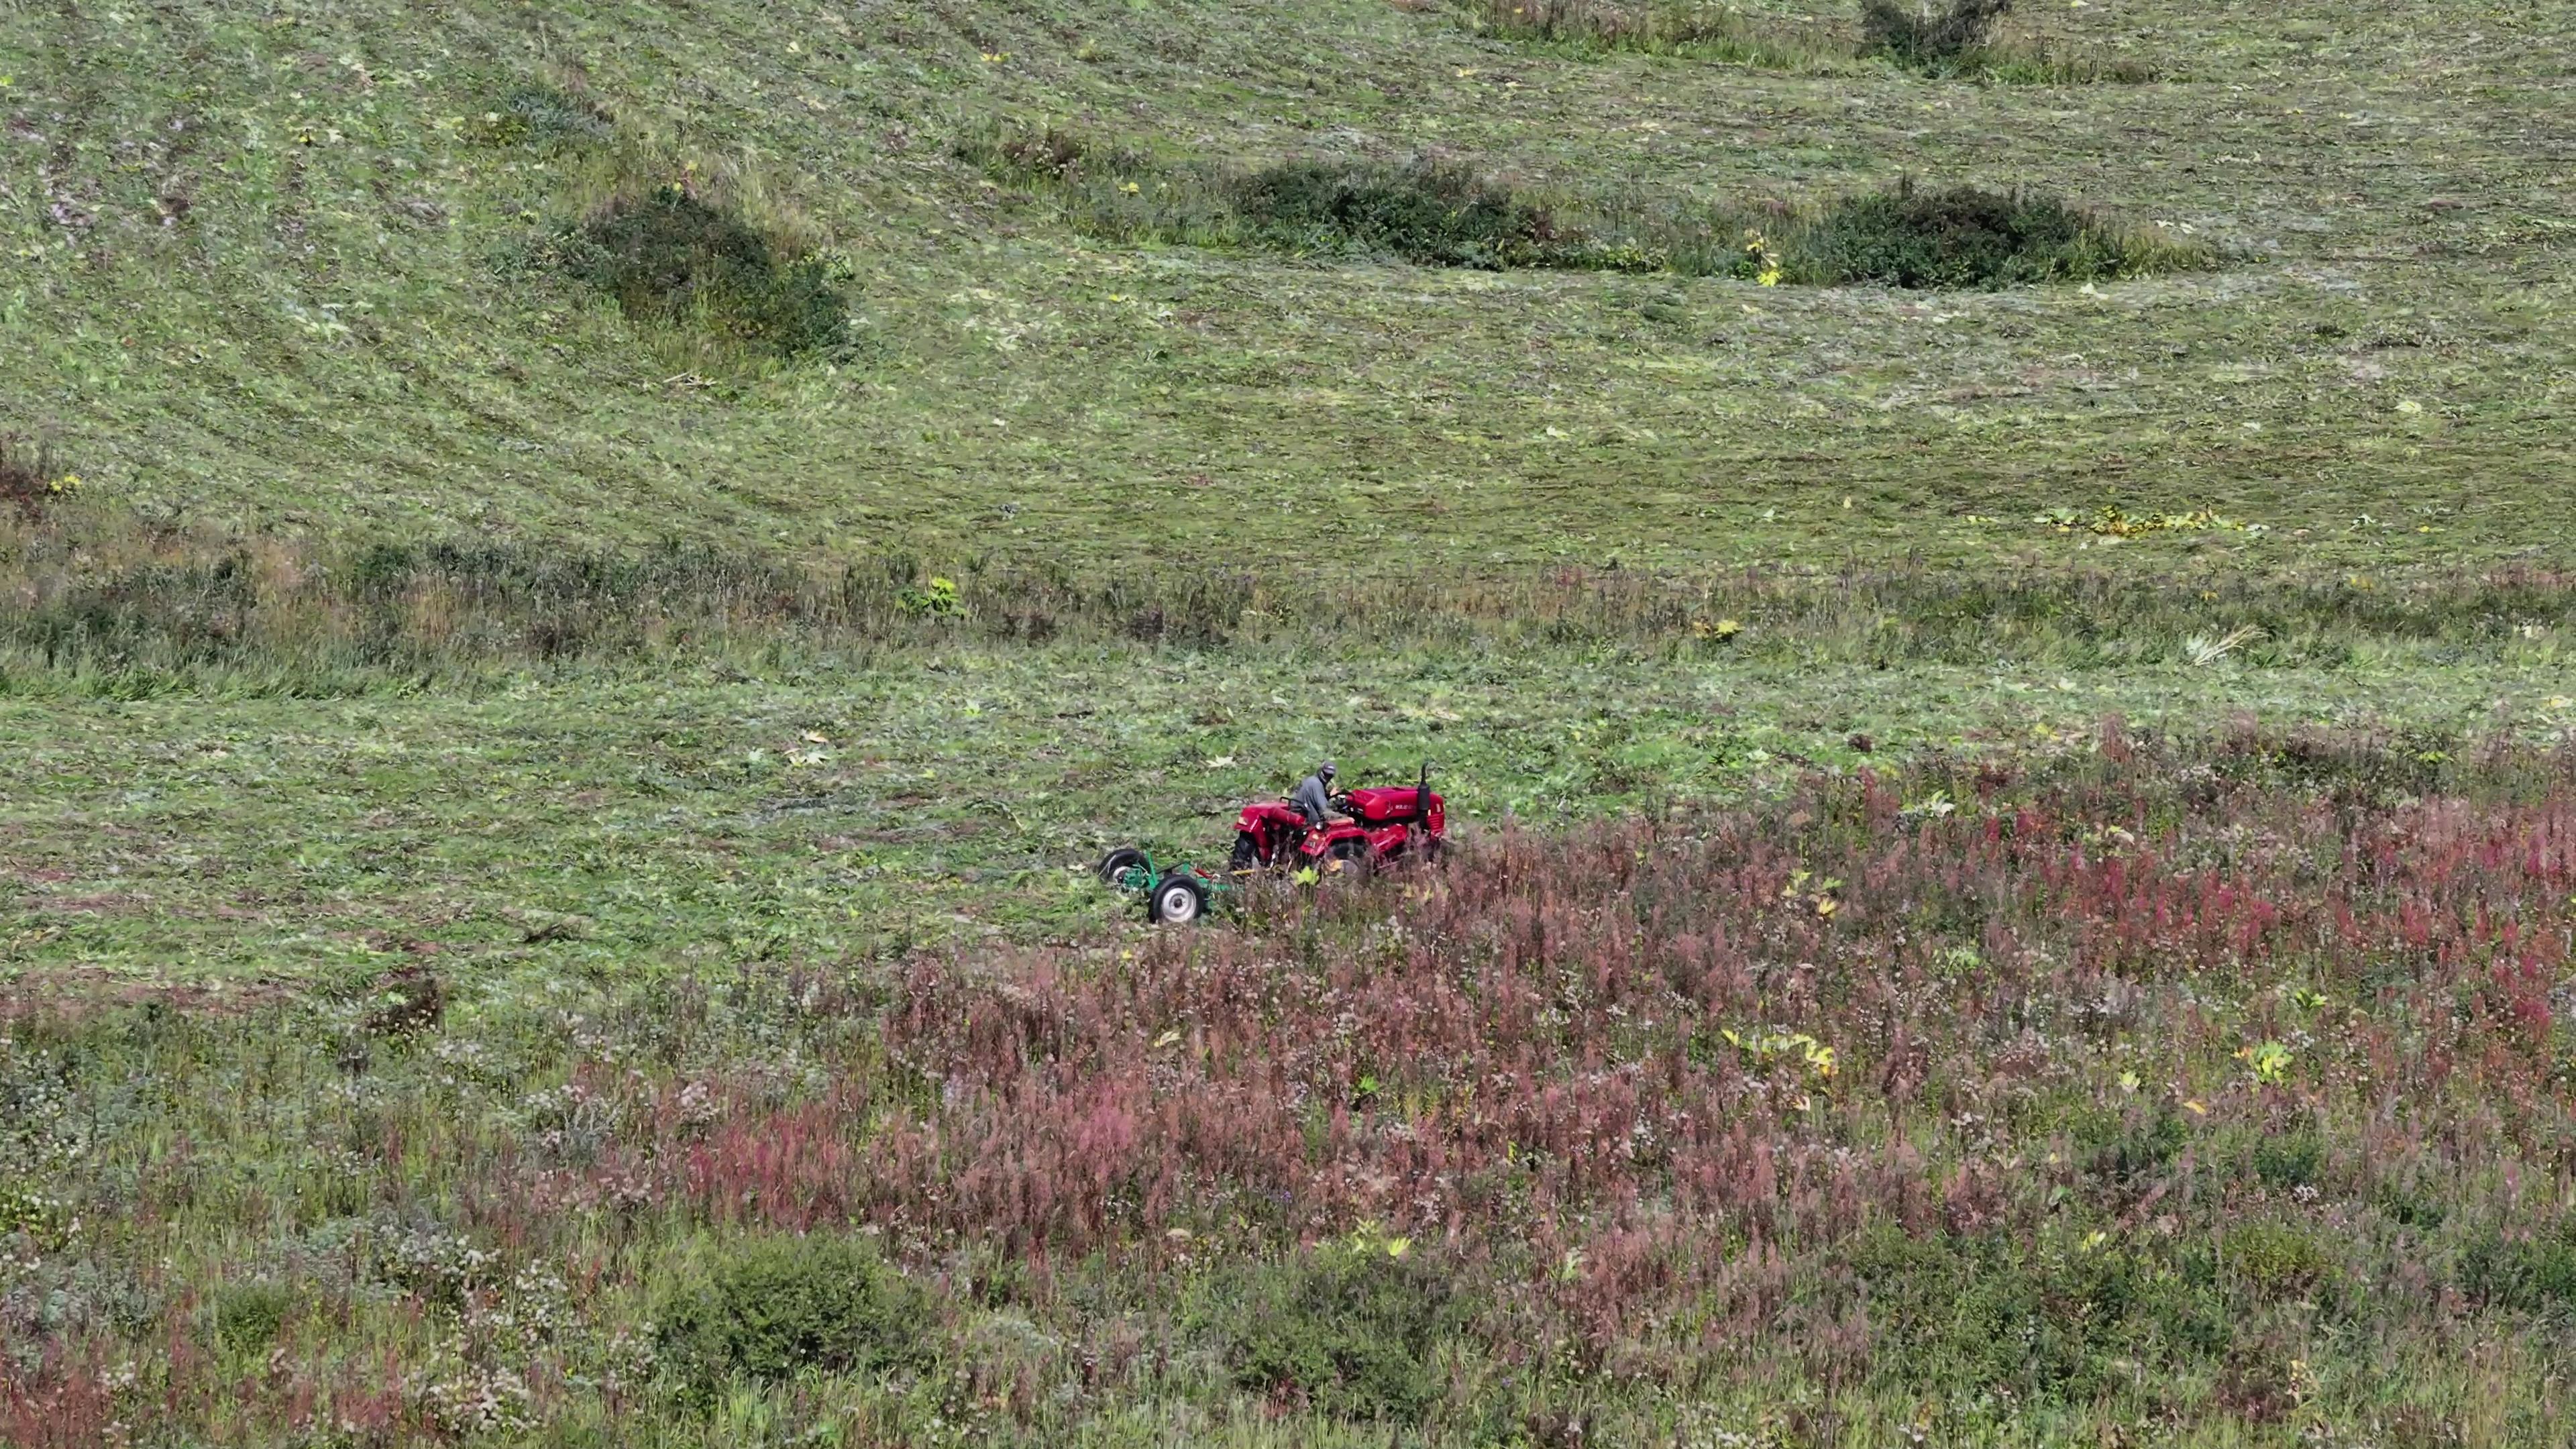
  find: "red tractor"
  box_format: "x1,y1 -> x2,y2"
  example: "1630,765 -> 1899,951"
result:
1229,761 -> 1445,873
1097,763 -> 1445,924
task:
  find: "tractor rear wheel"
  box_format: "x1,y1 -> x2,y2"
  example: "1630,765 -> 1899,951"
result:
1150,875 -> 1209,925
1097,847 -> 1148,885
1228,834 -> 1259,871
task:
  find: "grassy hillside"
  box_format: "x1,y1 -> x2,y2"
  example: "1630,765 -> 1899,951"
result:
8,1 -> 2576,1445
4,0 -> 2571,568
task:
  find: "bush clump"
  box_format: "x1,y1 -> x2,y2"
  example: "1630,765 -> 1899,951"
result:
971,126 -> 2202,290
1228,160 -> 1574,270
1426,0 -> 2145,79
557,186 -> 852,359
1806,181 -> 2187,288
1860,0 -> 2013,66
2460,1219 -> 2576,1316
212,1280 -> 298,1354
1845,1227 -> 2231,1401
656,1235 -> 932,1396
1212,1238 -> 1463,1424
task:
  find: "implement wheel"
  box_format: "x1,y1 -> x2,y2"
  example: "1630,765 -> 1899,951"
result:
1150,875 -> 1209,925
1097,847 -> 1148,886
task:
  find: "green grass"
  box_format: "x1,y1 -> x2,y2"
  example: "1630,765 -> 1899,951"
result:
10,729 -> 2576,1444
5,627 -> 2569,984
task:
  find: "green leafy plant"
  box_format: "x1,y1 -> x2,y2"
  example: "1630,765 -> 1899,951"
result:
2253,1128 -> 2324,1189
2460,1219 -> 2576,1314
2245,1040 -> 2294,1085
1721,1026 -> 1838,1081
1211,1236 -> 1462,1423
1843,1227 -> 2233,1401
2222,1219 -> 2331,1296
213,1280 -> 299,1355
655,1235 -> 933,1397
896,575 -> 961,619
468,83 -> 615,151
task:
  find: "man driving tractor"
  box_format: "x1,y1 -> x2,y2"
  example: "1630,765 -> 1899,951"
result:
1289,759 -> 1349,830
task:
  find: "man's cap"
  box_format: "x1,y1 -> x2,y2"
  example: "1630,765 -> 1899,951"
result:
1318,759 -> 1336,773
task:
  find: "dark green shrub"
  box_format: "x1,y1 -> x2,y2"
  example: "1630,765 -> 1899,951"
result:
213,1279 -> 297,1354
2075,1104 -> 2190,1187
1213,1241 -> 1462,1423
1845,1227 -> 2231,1401
2253,1128 -> 2324,1189
1860,0 -> 2013,66
1228,160 -> 1574,270
656,1235 -> 932,1395
2222,1219 -> 2332,1298
2375,1180 -> 2447,1230
1807,182 -> 2181,288
2459,1221 -> 2576,1315
559,188 -> 851,358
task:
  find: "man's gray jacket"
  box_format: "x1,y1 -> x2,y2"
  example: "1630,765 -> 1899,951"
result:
1290,773 -> 1335,828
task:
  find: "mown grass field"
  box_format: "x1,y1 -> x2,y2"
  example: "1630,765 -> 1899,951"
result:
5,0 -> 2576,1443
5,0 -> 2571,564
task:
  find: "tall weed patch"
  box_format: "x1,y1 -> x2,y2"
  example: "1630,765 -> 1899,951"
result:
1859,0 -> 2012,66
8,732 -> 2576,1438
0,437 -> 77,521
2,515 -> 2568,691
1210,1238 -> 1464,1424
1857,0 -> 2161,81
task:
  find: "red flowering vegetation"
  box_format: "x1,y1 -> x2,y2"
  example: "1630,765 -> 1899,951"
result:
0,1345 -> 117,1449
851,727 -> 2576,1402
22,727 -> 2576,1442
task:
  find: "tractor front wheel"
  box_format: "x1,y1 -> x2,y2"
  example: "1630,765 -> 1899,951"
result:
1150,875 -> 1209,925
